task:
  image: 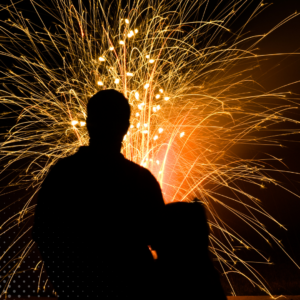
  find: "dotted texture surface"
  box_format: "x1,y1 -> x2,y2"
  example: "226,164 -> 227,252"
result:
0,196 -> 54,298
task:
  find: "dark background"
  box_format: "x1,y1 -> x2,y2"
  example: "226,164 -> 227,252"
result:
1,0 -> 300,297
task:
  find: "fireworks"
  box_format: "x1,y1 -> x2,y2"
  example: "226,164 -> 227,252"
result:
0,0 -> 300,297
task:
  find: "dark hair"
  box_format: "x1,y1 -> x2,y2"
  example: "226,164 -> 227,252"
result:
156,200 -> 209,256
86,89 -> 131,140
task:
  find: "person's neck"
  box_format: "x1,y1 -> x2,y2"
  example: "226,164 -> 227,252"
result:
88,138 -> 122,154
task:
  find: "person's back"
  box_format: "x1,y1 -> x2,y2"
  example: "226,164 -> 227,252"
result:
32,90 -> 165,299
154,201 -> 226,299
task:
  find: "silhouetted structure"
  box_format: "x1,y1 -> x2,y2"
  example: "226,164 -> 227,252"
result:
32,90 -> 165,299
154,200 -> 227,299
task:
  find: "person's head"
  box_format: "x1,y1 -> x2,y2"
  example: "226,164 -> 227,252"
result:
86,89 -> 131,146
156,200 -> 209,258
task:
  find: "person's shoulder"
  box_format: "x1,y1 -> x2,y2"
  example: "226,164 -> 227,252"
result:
123,157 -> 155,177
123,157 -> 161,190
50,151 -> 77,170
59,149 -> 82,166
43,148 -> 83,180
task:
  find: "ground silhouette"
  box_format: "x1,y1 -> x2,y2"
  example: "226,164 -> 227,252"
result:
32,90 -> 165,299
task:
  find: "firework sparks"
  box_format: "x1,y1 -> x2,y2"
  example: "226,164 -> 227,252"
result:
0,0 -> 300,297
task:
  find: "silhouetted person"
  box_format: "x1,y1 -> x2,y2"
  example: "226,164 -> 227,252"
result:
154,200 -> 226,299
32,89 -> 165,299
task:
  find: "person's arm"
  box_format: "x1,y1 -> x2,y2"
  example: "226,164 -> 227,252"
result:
32,162 -> 64,245
141,169 -> 165,252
